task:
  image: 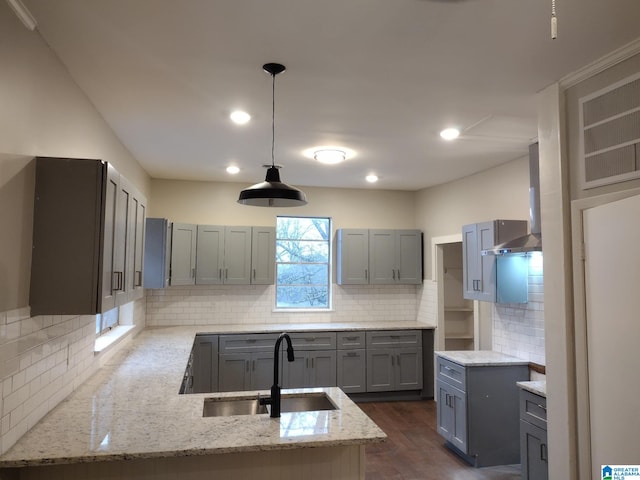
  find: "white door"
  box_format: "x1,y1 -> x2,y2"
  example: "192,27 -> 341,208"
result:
582,192 -> 640,476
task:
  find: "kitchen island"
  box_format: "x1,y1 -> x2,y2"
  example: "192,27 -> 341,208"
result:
0,326 -> 391,480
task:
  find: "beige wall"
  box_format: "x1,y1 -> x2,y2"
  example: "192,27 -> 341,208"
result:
149,179 -> 417,230
415,155 -> 530,280
0,4 -> 150,311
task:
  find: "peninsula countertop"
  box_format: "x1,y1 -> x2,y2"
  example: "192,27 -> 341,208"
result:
0,325 -> 396,468
435,350 -> 529,367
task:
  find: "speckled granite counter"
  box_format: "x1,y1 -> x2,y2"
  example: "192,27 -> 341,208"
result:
435,350 -> 529,367
0,326 -> 390,469
517,380 -> 547,397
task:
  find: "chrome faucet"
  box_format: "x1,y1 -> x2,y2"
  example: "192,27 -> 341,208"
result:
260,332 -> 295,418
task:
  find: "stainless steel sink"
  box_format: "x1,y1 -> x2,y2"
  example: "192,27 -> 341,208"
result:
202,393 -> 337,417
203,397 -> 268,417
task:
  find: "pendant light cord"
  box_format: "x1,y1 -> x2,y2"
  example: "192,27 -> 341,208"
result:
271,72 -> 276,168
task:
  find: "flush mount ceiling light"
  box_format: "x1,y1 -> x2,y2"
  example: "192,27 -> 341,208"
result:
314,149 -> 346,165
238,63 -> 307,207
230,110 -> 251,125
440,127 -> 460,141
226,165 -> 240,174
366,174 -> 379,183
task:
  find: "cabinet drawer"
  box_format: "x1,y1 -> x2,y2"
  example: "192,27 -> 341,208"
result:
520,389 -> 547,430
288,332 -> 337,350
337,332 -> 365,349
436,356 -> 466,391
218,334 -> 279,353
366,330 -> 422,348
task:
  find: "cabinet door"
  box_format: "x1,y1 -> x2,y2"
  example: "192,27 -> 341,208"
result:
437,380 -> 454,441
520,420 -> 549,480
224,226 -> 252,284
476,221 -> 498,302
196,225 -> 224,284
437,380 -> 468,453
249,352 -> 275,390
336,229 -> 369,284
131,193 -> 146,300
369,230 -> 395,284
192,335 -> 219,393
251,227 -> 275,285
396,230 -> 422,284
395,347 -> 423,390
462,223 -> 479,300
218,353 -> 250,392
310,350 -> 337,387
366,349 -> 394,392
282,351 -> 309,389
112,177 -> 131,307
143,218 -> 170,289
337,349 -> 366,393
170,223 -> 197,285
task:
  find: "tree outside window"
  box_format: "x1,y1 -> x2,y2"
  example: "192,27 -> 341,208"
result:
276,216 -> 331,309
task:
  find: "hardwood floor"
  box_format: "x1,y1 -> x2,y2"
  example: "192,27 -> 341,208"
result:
358,400 -> 521,480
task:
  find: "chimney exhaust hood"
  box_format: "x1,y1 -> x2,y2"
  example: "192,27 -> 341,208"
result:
482,143 -> 542,256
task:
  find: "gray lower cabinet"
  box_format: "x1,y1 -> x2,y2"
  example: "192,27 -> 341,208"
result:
365,330 -> 423,392
282,332 -> 337,389
520,389 -> 548,480
218,333 -> 279,392
435,355 -> 529,467
336,332 -> 366,393
191,334 -> 219,393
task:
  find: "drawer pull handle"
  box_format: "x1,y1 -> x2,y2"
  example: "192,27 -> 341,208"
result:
538,404 -> 547,411
345,336 -> 358,341
346,352 -> 357,357
305,337 -> 316,342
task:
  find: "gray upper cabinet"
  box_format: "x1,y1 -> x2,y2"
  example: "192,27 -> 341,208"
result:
144,218 -> 171,289
195,225 -> 225,284
30,157 -> 146,315
170,223 -> 197,285
336,229 -> 369,284
251,227 -> 276,285
462,220 -> 527,302
223,226 -> 252,284
336,229 -> 422,285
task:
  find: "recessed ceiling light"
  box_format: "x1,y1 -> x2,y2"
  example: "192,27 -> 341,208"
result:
440,127 -> 460,141
366,174 -> 378,183
226,166 -> 240,174
314,149 -> 346,165
230,110 -> 251,125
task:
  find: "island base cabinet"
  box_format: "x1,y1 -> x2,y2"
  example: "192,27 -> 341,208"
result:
10,445 -> 366,480
436,380 -> 467,453
520,419 -> 549,480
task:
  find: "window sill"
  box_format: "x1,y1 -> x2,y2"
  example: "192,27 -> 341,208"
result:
94,325 -> 135,354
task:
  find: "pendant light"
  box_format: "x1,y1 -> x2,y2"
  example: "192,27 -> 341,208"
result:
237,63 -> 307,207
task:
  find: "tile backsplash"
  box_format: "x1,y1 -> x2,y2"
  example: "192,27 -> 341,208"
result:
145,284 -> 419,326
492,253 -> 545,365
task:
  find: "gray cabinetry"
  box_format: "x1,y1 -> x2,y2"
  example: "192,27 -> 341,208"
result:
30,157 -> 146,315
251,227 -> 276,284
366,330 -> 423,392
336,229 -> 422,285
195,225 -> 251,285
143,218 -> 171,289
336,332 -> 366,393
223,226 -> 252,284
462,220 -> 527,302
127,186 -> 146,302
218,334 -> 279,392
435,355 -> 528,467
520,389 -> 548,480
282,332 -> 337,389
170,223 -> 197,285
336,229 -> 369,284
191,334 -> 219,393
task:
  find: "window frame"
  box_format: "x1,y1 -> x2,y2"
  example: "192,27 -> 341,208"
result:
275,215 -> 332,311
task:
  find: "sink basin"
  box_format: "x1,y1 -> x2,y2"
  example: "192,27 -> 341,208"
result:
279,393 -> 337,413
203,397 -> 268,417
202,393 -> 337,417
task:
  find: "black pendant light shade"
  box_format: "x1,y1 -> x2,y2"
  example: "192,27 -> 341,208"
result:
237,63 -> 307,207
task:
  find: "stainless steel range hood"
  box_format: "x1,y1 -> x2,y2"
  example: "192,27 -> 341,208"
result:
482,143 -> 542,255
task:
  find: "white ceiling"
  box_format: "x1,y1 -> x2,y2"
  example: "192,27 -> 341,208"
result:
20,0 -> 640,191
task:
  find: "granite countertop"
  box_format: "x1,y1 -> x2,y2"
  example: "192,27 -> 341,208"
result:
185,321 -> 434,335
517,380 -> 547,397
435,350 -> 530,367
0,326 -> 389,468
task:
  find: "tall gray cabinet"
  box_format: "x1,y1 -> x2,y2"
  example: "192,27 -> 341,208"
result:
30,157 -> 146,315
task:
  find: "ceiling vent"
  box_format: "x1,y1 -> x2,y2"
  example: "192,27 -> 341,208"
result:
579,72 -> 640,190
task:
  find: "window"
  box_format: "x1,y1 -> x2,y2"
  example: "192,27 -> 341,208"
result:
96,307 -> 118,335
276,216 -> 331,309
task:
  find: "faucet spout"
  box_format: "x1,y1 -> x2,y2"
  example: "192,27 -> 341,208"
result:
262,332 -> 295,418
